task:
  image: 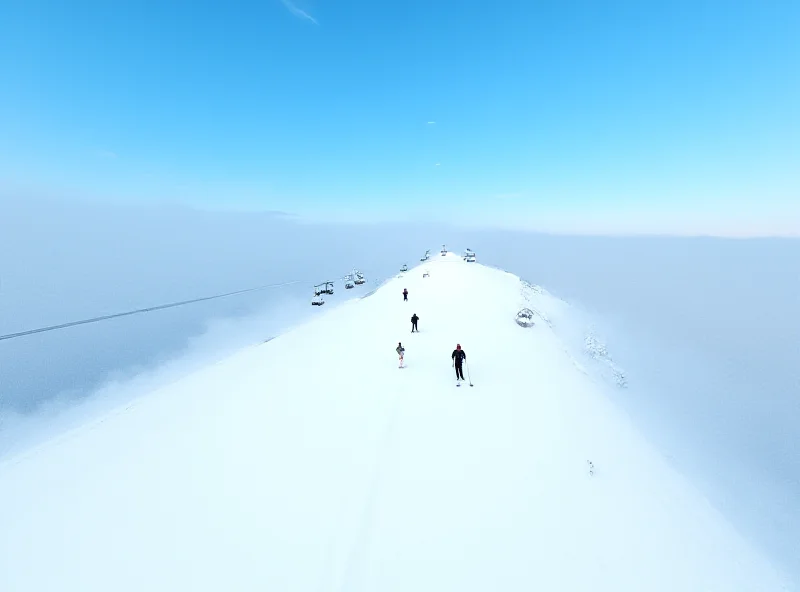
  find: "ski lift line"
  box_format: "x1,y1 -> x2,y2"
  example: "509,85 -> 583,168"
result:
0,280 -> 304,342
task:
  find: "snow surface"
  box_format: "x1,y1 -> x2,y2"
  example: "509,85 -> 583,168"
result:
0,253 -> 791,591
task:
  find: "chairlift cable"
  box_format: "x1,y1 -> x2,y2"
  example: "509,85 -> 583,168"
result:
0,280 -> 304,342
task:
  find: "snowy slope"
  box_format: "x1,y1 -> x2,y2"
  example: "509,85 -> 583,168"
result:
0,253 -> 791,591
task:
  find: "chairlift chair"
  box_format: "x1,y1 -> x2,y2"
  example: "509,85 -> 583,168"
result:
440,244 -> 447,256
312,295 -> 325,306
400,264 -> 408,272
345,281 -> 354,289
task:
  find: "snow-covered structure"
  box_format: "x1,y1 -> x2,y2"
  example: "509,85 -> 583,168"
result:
0,252 -> 791,591
515,306 -> 535,327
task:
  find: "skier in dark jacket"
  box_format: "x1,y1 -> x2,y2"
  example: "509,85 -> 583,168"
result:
451,344 -> 466,381
411,313 -> 419,332
403,288 -> 408,301
396,342 -> 405,367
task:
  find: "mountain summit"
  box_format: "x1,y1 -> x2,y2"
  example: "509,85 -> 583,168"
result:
0,252 -> 790,591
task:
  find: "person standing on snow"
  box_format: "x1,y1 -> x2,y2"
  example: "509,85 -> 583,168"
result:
396,342 -> 405,367
451,344 -> 466,381
411,313 -> 419,332
403,288 -> 408,301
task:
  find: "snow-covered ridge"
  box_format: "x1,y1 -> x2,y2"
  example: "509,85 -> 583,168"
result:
0,255 -> 791,591
486,265 -> 628,391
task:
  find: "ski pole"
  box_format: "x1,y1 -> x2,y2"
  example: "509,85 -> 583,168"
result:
466,361 -> 473,386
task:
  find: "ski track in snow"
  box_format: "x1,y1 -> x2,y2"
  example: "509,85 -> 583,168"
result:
0,253 -> 793,591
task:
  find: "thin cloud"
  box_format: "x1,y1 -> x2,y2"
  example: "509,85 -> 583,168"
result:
427,121 -> 436,124
435,163 -> 441,166
96,150 -> 118,160
280,0 -> 318,24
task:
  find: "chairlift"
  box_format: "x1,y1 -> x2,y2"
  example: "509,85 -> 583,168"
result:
343,268 -> 365,286
400,264 -> 408,272
312,295 -> 325,306
314,282 -> 334,295
440,244 -> 447,256
464,248 -> 476,262
420,249 -> 430,261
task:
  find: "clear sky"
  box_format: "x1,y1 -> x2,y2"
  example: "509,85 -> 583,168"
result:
1,0 -> 798,235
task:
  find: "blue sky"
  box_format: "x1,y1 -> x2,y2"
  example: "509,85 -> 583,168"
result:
1,0 -> 798,235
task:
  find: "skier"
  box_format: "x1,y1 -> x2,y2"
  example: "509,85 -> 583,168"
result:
396,342 -> 405,368
451,344 -> 466,382
411,313 -> 419,332
403,288 -> 408,301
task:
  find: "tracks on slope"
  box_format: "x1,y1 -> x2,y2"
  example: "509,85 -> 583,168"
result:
329,380 -> 405,592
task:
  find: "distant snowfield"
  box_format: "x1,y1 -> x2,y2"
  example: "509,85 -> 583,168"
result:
0,254 -> 791,591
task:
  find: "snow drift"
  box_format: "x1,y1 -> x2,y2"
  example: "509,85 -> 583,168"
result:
0,252 -> 791,591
